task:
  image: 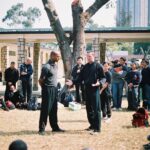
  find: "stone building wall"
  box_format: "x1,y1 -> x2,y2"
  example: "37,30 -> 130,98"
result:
0,42 -> 65,89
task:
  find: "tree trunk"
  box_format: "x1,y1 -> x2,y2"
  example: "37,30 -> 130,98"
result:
71,0 -> 109,65
72,0 -> 86,64
42,0 -> 72,79
42,0 -> 110,77
99,42 -> 106,63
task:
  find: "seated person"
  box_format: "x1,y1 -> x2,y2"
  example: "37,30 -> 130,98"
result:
4,85 -> 24,107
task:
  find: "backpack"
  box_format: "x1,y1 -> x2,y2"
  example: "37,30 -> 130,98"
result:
63,92 -> 74,107
6,100 -> 15,110
132,107 -> 149,127
27,97 -> 38,111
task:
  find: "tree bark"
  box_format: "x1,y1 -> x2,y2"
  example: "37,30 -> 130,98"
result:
42,0 -> 110,77
72,0 -> 86,64
71,0 -> 109,64
42,0 -> 72,79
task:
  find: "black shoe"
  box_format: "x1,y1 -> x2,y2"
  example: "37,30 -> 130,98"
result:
85,126 -> 94,131
93,129 -> 100,132
90,130 -> 100,135
38,130 -> 45,135
52,128 -> 65,132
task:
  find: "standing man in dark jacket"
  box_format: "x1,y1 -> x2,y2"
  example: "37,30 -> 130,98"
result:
140,58 -> 150,110
4,62 -> 19,93
71,57 -> 85,103
66,52 -> 106,134
20,57 -> 33,103
38,51 -> 64,135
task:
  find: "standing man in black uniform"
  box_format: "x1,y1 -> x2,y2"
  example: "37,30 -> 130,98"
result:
20,58 -> 33,103
4,62 -> 19,93
66,52 -> 106,134
38,51 -> 64,135
71,57 -> 85,103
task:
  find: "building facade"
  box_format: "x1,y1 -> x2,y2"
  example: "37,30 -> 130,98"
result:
116,0 -> 149,27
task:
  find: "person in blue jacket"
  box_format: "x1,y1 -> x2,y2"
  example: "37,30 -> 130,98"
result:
20,57 -> 33,103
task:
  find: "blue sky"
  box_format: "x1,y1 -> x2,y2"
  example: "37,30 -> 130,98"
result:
0,0 -> 116,28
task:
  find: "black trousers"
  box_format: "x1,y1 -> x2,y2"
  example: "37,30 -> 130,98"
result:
100,89 -> 111,118
75,83 -> 85,103
85,86 -> 101,131
39,86 -> 59,131
127,87 -> 138,110
21,79 -> 32,103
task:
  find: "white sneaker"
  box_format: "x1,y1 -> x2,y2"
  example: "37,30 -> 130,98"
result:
105,118 -> 111,123
103,116 -> 107,120
117,108 -> 122,111
112,107 -> 117,111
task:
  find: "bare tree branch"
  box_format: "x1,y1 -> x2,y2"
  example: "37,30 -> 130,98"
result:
71,0 -> 86,64
84,0 -> 110,23
42,0 -> 73,78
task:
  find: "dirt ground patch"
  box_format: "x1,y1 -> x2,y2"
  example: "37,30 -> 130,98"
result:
0,100 -> 149,150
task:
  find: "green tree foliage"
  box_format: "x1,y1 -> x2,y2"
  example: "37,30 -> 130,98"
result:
2,3 -> 41,28
107,42 -> 134,54
134,43 -> 150,56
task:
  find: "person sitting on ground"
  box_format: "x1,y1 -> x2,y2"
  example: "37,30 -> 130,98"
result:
4,84 -> 24,107
8,139 -> 28,150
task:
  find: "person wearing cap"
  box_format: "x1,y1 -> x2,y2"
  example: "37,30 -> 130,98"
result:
119,57 -> 128,72
140,58 -> 150,110
126,62 -> 140,111
119,57 -> 129,98
111,63 -> 127,111
38,51 -> 64,135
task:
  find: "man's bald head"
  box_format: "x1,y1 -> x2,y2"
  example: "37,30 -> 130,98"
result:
26,57 -> 32,64
50,51 -> 61,62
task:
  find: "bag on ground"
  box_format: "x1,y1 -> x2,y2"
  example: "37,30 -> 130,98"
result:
132,107 -> 149,127
6,100 -> 15,110
27,97 -> 38,110
58,85 -> 74,107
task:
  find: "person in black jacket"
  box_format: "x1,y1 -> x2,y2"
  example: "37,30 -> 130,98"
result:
126,62 -> 140,111
5,84 -> 24,107
20,58 -> 33,103
100,62 -> 112,120
66,52 -> 106,134
4,62 -> 19,93
140,58 -> 150,110
71,57 -> 85,103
